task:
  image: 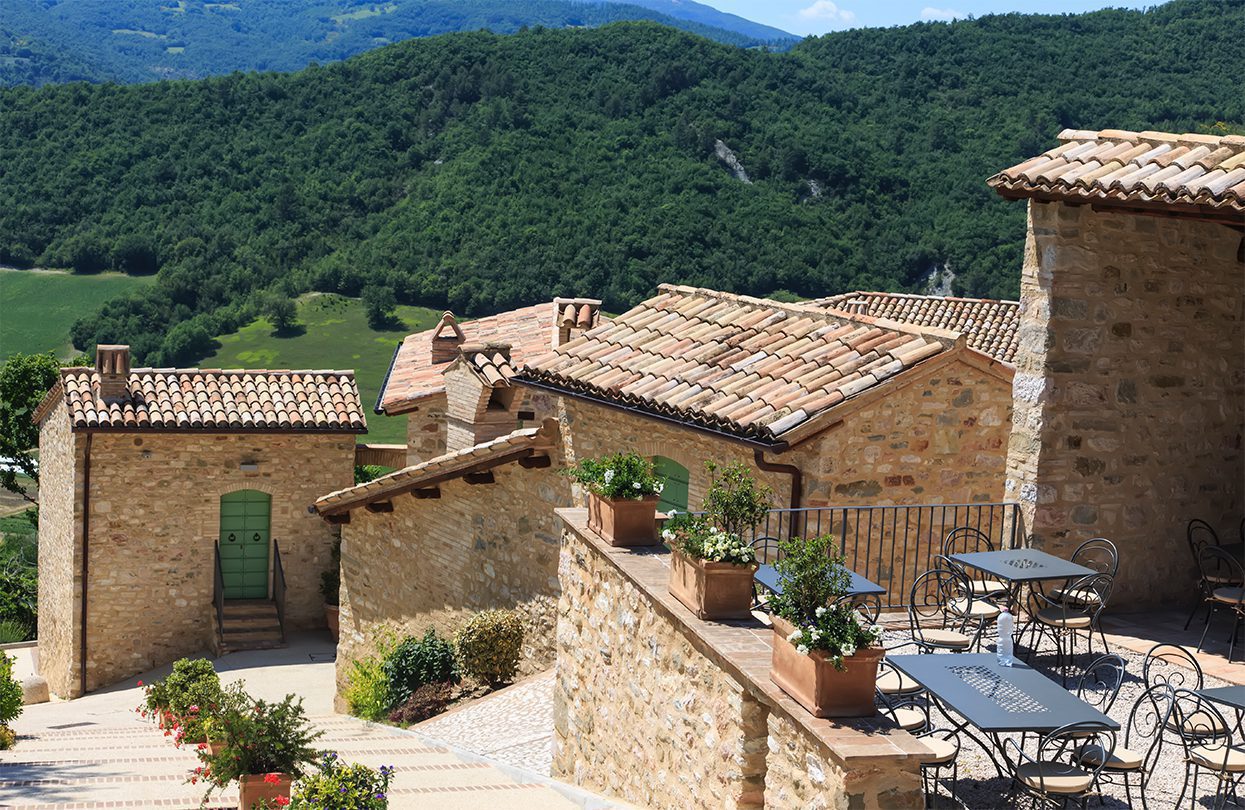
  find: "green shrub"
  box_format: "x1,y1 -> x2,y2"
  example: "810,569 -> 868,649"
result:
0,653 -> 23,727
344,631 -> 399,722
0,620 -> 29,644
383,629 -> 458,708
293,752 -> 394,809
164,658 -> 220,717
563,452 -> 663,500
388,681 -> 454,726
193,688 -> 321,793
455,610 -> 524,688
0,725 -> 15,750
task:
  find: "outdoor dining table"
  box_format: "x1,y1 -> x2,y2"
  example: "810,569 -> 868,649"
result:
887,653 -> 1119,776
950,548 -> 1098,611
1197,685 -> 1245,735
753,564 -> 886,598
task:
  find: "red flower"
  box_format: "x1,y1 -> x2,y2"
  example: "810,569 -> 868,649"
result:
263,773 -> 281,785
274,797 -> 289,807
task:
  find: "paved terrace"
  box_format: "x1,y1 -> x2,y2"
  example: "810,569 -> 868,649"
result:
0,634 -> 624,810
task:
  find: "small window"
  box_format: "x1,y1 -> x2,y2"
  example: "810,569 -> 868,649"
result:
653,456 -> 689,513
487,386 -> 516,411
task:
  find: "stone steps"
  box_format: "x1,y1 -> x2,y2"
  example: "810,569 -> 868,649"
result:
217,599 -> 285,652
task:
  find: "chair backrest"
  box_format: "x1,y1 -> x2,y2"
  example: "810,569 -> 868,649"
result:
1074,654 -> 1127,714
1122,684 -> 1175,788
751,536 -> 782,566
1142,643 -> 1204,691
1188,518 -> 1220,560
1197,544 -> 1245,591
1169,688 -> 1232,756
1064,572 -> 1114,616
908,566 -> 969,630
837,592 -> 881,625
1033,722 -> 1116,794
1070,537 -> 1119,577
941,526 -> 995,559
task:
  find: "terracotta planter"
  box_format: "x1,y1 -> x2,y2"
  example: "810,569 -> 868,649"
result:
668,548 -> 758,620
587,493 -> 659,547
205,739 -> 226,756
769,614 -> 883,718
237,773 -> 292,809
325,604 -> 340,642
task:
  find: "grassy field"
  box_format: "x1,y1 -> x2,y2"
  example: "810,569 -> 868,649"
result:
205,293 -> 441,445
0,268 -> 156,360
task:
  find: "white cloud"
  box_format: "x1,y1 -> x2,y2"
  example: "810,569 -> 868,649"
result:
920,7 -> 966,21
797,1 -> 856,24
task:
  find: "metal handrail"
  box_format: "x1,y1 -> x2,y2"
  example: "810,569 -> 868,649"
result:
273,539 -> 287,644
213,543 -> 225,646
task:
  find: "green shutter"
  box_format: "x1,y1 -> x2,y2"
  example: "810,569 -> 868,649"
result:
218,490 -> 271,600
653,456 -> 689,513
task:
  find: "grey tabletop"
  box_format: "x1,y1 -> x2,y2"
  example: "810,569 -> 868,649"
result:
754,565 -> 886,597
1198,685 -> 1245,712
950,549 -> 1098,584
887,653 -> 1120,734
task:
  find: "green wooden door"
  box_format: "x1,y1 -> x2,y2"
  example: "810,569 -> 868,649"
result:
218,490 -> 271,600
653,456 -> 689,513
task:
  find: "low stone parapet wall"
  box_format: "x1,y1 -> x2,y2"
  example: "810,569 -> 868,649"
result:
553,509 -> 928,809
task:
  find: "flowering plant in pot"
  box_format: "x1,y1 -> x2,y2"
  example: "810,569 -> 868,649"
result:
293,752 -> 395,809
164,658 -> 222,746
192,684 -> 321,809
564,452 -> 664,546
767,534 -> 884,718
136,678 -> 172,727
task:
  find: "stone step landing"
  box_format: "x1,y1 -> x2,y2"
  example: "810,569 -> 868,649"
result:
217,599 -> 285,652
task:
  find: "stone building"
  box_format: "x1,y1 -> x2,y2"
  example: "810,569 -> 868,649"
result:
34,345 -> 364,697
376,298 -> 602,465
988,128 -> 1245,608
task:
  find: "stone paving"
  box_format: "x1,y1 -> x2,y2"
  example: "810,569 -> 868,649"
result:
0,634 -> 625,810
415,670 -> 556,774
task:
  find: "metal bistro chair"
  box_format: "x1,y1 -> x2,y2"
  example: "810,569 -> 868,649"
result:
1169,687 -> 1245,809
1196,545 -> 1245,661
1073,654 -> 1126,718
1142,643 -> 1206,692
933,553 -> 1000,652
1022,572 -> 1113,685
1186,518 -> 1237,630
1005,721 -> 1116,809
907,567 -> 981,654
1075,683 -> 1173,809
1049,538 -> 1118,610
941,526 -> 1007,598
914,727 -> 960,808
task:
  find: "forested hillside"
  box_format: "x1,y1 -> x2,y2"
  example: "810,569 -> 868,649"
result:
0,1 -> 1241,366
0,0 -> 793,85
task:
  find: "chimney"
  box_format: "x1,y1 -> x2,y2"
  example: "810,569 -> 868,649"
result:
430,311 -> 467,364
551,297 -> 602,349
95,344 -> 131,401
443,342 -> 520,452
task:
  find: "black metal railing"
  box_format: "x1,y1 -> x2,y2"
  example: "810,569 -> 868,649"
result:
273,539 -> 287,644
741,502 -> 1022,610
213,543 -> 225,645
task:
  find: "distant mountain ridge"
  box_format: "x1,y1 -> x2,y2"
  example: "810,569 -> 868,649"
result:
0,0 -> 796,86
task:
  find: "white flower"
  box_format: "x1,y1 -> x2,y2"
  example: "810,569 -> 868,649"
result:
632,481 -> 641,490
786,630 -> 800,642
661,529 -> 674,541
603,469 -> 615,483
815,606 -> 827,618
796,644 -> 810,656
668,509 -> 679,516
842,644 -> 856,658
655,482 -> 665,493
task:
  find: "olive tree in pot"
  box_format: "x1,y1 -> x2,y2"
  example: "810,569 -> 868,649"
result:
321,539 -> 341,642
767,534 -> 885,718
564,452 -> 664,546
664,461 -> 771,620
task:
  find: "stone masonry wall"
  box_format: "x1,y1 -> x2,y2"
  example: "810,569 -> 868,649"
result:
81,432 -> 354,691
36,401 -> 81,698
404,388 -> 559,467
1007,202 -> 1244,608
335,460 -> 571,708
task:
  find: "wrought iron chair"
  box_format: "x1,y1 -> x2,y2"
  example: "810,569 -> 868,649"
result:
1050,538 -> 1118,610
940,526 -> 1007,598
1005,721 -> 1116,809
1196,545 -> 1245,661
1169,687 -> 1245,809
907,567 -> 980,653
1186,518 -> 1236,630
836,591 -> 882,625
1073,654 -> 1126,717
1142,643 -> 1205,691
932,553 -> 999,652
914,727 -> 960,808
1075,683 -> 1172,810
1021,572 -> 1113,685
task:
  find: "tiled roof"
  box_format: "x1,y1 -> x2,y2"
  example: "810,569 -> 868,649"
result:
461,345 -> 518,387
39,367 -> 366,432
988,128 -> 1245,217
378,304 -> 553,414
518,285 -> 959,444
816,292 -> 1019,364
313,418 -> 559,513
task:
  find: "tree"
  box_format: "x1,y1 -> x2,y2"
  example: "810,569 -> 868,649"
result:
264,293 -> 299,332
0,352 -> 70,503
362,284 -> 398,330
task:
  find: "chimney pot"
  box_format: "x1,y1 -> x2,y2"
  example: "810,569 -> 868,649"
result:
95,344 -> 131,401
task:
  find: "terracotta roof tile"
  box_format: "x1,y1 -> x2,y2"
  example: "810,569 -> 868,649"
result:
518,285 -> 955,442
988,128 -> 1245,216
45,367 -> 366,432
816,292 -> 1019,364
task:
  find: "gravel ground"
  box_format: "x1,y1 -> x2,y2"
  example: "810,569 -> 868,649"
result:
880,625 -> 1239,810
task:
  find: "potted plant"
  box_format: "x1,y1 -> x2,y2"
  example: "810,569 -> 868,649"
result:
192,685 -> 321,809
767,534 -> 885,718
136,678 -> 172,726
564,452 -> 664,546
163,658 -> 221,745
321,539 -> 341,642
294,752 -> 395,808
665,461 -> 771,619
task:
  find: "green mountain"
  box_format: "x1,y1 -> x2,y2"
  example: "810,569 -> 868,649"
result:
0,1 -> 1241,366
0,0 -> 795,86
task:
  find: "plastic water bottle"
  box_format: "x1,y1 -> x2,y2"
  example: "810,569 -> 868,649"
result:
996,607 -> 1014,667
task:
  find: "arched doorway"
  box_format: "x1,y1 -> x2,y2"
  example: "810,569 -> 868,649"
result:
652,456 -> 689,514
218,490 -> 271,600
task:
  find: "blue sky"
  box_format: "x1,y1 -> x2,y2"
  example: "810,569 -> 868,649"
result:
711,1 -> 1160,36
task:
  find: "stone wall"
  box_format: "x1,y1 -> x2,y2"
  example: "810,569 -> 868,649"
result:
404,389 -> 559,466
36,400 -> 81,698
554,514 -> 926,809
47,430 -> 355,693
1007,202 -> 1244,608
335,459 -> 571,708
